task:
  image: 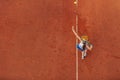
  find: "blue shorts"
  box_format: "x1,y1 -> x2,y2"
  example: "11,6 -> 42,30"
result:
77,44 -> 85,51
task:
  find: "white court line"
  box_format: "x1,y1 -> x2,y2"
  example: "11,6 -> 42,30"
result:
76,14 -> 79,80
75,0 -> 79,80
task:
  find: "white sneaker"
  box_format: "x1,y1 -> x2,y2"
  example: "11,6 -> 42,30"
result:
81,57 -> 84,60
84,53 -> 87,57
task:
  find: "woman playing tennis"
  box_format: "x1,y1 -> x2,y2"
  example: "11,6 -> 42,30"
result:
72,26 -> 93,59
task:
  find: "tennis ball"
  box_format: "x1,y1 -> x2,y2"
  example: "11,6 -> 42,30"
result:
74,1 -> 77,4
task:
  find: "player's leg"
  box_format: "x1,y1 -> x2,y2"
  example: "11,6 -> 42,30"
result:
84,49 -> 87,57
81,51 -> 85,59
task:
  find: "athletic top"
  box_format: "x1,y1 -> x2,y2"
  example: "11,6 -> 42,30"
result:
78,40 -> 86,50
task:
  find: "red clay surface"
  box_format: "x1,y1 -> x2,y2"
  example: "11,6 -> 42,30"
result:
0,0 -> 120,80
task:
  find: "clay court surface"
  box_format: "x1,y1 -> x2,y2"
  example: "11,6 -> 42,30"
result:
0,0 -> 120,80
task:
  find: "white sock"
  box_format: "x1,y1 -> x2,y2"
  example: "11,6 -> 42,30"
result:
81,52 -> 84,59
84,53 -> 87,57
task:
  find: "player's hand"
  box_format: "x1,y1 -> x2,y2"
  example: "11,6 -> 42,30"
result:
72,26 -> 75,31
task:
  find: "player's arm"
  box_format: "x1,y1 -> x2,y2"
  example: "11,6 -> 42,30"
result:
72,26 -> 81,41
86,42 -> 93,50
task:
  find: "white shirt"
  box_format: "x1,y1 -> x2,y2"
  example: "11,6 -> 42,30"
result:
78,41 -> 84,49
